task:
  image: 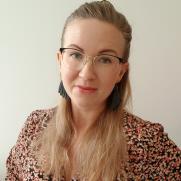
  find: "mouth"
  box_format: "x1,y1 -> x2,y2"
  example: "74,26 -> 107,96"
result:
75,85 -> 97,93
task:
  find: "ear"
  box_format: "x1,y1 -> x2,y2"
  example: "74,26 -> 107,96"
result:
116,62 -> 129,82
57,51 -> 62,66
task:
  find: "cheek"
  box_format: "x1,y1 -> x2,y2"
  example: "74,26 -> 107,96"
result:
60,66 -> 77,91
100,67 -> 123,95
100,73 -> 119,94
107,68 -> 121,85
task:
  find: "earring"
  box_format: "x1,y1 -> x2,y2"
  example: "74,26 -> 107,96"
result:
108,84 -> 121,111
58,81 -> 69,99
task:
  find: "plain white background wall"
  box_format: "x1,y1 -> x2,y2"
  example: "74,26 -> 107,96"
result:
0,0 -> 180,179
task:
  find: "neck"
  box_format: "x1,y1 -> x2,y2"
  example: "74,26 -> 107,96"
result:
71,102 -> 105,137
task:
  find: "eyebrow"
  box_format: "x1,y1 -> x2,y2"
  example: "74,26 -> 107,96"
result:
99,49 -> 117,55
67,44 -> 84,52
67,44 -> 118,55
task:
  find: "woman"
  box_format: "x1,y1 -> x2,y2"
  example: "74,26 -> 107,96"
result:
6,1 -> 181,180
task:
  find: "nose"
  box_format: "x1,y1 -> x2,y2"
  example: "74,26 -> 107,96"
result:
78,58 -> 96,80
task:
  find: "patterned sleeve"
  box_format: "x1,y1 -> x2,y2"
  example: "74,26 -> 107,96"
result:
151,124 -> 181,180
5,110 -> 45,180
125,112 -> 181,180
5,146 -> 21,180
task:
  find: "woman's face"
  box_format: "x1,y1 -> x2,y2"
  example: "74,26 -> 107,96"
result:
57,18 -> 128,109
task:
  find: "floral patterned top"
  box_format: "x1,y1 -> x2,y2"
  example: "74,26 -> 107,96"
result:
6,107 -> 181,181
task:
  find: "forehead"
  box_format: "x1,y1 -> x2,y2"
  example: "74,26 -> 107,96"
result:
63,18 -> 125,55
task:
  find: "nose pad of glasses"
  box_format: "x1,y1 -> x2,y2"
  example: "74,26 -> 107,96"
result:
83,55 -> 95,66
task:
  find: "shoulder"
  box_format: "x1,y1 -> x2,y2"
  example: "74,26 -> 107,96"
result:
122,110 -> 181,180
6,107 -> 57,179
12,107 -> 57,151
20,107 -> 56,137
122,110 -> 164,142
122,109 -> 179,150
25,107 -> 56,127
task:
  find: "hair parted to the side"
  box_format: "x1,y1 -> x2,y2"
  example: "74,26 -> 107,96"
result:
34,1 -> 132,180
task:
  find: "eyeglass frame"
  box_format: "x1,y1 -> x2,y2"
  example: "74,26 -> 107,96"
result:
59,47 -> 127,64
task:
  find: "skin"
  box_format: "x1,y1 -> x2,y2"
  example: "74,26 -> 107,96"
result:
57,18 -> 129,178
57,18 -> 128,135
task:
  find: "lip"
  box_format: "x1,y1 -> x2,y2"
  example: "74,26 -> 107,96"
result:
75,85 -> 97,93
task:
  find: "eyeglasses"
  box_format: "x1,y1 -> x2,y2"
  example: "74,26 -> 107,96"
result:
59,48 -> 126,72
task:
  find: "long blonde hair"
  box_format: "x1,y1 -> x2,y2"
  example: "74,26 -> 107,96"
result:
35,1 -> 132,180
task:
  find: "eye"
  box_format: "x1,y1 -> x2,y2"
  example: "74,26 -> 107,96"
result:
68,50 -> 83,61
97,55 -> 113,64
